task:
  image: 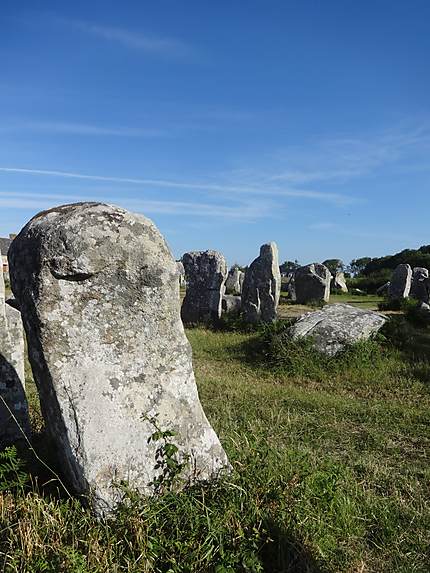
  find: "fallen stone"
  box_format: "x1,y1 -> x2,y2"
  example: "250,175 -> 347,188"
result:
9,203 -> 229,516
181,251 -> 227,325
388,264 -> 412,300
288,303 -> 387,356
294,263 -> 332,304
241,242 -> 281,322
222,294 -> 242,315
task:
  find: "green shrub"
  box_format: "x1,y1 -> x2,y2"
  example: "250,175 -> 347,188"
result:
0,446 -> 28,493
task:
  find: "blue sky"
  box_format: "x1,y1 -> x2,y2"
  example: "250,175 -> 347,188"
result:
1,1 -> 429,266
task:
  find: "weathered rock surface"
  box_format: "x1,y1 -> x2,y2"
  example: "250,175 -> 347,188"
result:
9,203 -> 229,515
241,242 -> 281,322
225,267 -> 244,295
289,303 -> 387,356
0,249 -> 28,446
333,272 -> 348,293
222,294 -> 242,315
294,263 -> 332,304
388,264 -> 412,300
410,267 -> 429,303
181,251 -> 227,324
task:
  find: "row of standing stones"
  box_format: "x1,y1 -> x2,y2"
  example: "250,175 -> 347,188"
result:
1,202 -> 428,517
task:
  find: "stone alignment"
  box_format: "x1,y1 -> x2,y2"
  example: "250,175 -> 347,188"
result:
241,242 -> 281,323
388,264 -> 412,300
0,248 -> 28,446
9,203 -> 229,516
294,263 -> 332,304
181,251 -> 227,325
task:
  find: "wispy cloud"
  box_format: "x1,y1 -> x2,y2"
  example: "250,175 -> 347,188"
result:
270,123 -> 430,185
0,121 -> 165,138
0,167 -> 353,205
0,191 -> 268,220
62,18 -> 190,58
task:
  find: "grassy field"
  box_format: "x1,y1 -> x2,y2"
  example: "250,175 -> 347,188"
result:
0,298 -> 429,572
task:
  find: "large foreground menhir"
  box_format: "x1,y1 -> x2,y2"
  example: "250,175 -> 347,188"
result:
8,202 -> 230,516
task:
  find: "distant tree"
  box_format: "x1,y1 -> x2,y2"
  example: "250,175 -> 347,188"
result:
279,259 -> 300,275
230,262 -> 246,272
322,259 -> 344,276
348,257 -> 372,276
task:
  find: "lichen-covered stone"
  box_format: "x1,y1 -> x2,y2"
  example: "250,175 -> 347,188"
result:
225,268 -> 244,295
181,251 -> 227,325
388,264 -> 412,300
9,203 -> 229,515
0,249 -> 28,446
241,242 -> 281,322
294,263 -> 331,304
410,267 -> 429,303
288,303 -> 386,356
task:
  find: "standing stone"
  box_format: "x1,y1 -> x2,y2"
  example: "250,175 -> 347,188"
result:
9,203 -> 229,516
0,248 -> 28,446
294,263 -> 332,304
181,251 -> 227,325
241,242 -> 281,322
333,272 -> 348,293
225,267 -> 244,295
176,261 -> 186,288
410,267 -> 429,303
388,264 -> 412,300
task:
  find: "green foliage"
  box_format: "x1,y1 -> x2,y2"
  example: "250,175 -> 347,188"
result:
362,245 -> 430,276
347,268 -> 391,293
1,320 -> 429,572
279,259 -> 299,274
322,258 -> 344,276
347,257 -> 372,275
144,416 -> 188,495
0,446 -> 28,493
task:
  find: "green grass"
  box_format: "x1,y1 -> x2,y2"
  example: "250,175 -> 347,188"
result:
0,318 -> 429,572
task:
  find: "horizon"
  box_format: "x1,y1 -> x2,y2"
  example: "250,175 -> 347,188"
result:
1,1 -> 429,267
